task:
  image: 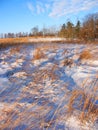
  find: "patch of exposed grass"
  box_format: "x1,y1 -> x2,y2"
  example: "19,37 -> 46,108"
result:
63,58 -> 74,67
10,46 -> 21,55
33,48 -> 46,60
68,78 -> 98,123
79,50 -> 92,60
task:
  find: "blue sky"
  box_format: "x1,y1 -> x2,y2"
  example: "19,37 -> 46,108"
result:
0,0 -> 98,33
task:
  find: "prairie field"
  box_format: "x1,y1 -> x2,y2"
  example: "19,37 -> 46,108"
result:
0,42 -> 98,130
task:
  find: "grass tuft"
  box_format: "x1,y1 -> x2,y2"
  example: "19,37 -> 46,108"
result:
68,78 -> 98,123
33,48 -> 46,60
79,50 -> 92,60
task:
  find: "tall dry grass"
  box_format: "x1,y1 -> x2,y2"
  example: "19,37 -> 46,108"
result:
68,77 -> 98,123
0,37 -> 28,44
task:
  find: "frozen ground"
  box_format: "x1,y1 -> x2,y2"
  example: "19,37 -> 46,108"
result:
0,43 -> 98,130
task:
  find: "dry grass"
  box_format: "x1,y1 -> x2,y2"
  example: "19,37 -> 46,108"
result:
0,37 -> 28,44
68,78 -> 98,123
33,48 -> 46,60
63,58 -> 74,67
0,37 -> 98,47
9,46 -> 21,55
32,64 -> 60,85
79,50 -> 92,60
0,43 -> 98,129
0,37 -> 29,50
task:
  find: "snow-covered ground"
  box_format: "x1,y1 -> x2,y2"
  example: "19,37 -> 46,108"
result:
28,37 -> 66,42
0,43 -> 98,129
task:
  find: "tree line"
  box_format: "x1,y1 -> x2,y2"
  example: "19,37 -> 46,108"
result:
0,26 -> 58,38
0,32 -> 29,39
0,13 -> 98,41
59,13 -> 98,41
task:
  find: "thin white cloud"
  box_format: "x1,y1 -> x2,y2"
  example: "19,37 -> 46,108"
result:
49,0 -> 68,17
27,1 -> 45,15
36,2 -> 45,14
45,4 -> 50,10
27,2 -> 34,13
27,0 -> 98,17
49,0 -> 98,18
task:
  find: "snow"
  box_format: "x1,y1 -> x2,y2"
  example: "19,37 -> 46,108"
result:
0,43 -> 98,129
66,115 -> 96,130
28,37 -> 66,42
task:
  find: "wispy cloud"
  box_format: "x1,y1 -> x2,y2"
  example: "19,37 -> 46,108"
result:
49,0 -> 98,18
27,0 -> 98,17
27,2 -> 35,14
36,2 -> 45,14
27,2 -> 34,14
45,4 -> 50,10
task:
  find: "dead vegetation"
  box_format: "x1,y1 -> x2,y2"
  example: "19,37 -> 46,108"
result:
32,64 -> 60,85
33,48 -> 46,60
68,77 -> 98,123
79,49 -> 92,60
0,37 -> 28,44
9,46 -> 21,55
63,58 -> 74,67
